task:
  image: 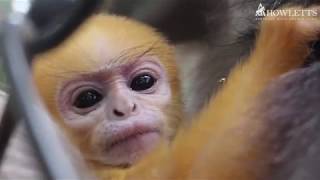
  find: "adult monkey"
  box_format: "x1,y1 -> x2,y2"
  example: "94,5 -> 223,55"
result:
123,6 -> 320,180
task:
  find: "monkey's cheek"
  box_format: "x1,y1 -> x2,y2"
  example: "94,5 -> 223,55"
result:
98,131 -> 161,166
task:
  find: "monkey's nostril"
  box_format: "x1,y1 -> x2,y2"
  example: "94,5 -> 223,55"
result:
113,109 -> 125,117
132,104 -> 137,112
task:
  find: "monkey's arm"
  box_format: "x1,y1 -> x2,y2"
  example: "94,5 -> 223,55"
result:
125,8 -> 320,180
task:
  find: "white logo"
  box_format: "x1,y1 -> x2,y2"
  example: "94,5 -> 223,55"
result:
255,2 -> 318,20
256,3 -> 266,17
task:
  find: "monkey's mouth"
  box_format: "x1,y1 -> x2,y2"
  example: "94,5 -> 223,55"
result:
102,126 -> 161,167
105,129 -> 160,151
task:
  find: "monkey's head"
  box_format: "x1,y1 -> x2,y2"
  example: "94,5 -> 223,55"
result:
32,15 -> 182,168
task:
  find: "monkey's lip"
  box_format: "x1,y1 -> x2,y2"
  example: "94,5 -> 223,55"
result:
103,125 -> 161,165
105,128 -> 160,151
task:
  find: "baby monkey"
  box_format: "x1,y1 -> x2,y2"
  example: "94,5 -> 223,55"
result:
32,15 -> 183,171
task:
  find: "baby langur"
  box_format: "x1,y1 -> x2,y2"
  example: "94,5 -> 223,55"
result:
32,15 -> 182,171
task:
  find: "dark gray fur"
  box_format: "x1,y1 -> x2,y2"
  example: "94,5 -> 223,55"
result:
187,0 -> 259,116
255,64 -> 320,180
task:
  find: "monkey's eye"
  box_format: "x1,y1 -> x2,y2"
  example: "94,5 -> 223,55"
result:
130,73 -> 156,91
73,89 -> 103,109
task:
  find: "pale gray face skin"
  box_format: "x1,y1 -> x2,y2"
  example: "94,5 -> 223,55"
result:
57,57 -> 172,167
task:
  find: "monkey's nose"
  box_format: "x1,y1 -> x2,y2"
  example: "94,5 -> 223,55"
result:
113,109 -> 125,117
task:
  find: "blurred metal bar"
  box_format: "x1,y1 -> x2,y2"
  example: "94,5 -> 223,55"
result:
1,22 -> 80,179
0,0 -> 103,179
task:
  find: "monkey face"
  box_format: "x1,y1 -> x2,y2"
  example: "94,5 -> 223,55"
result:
32,15 -> 182,169
56,56 -> 172,167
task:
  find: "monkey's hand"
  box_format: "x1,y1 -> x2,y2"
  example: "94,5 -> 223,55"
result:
225,6 -> 320,100
253,6 -> 320,76
210,6 -> 320,124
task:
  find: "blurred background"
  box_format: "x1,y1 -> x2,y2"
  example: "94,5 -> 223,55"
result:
0,0 -> 207,84
0,0 -> 210,113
